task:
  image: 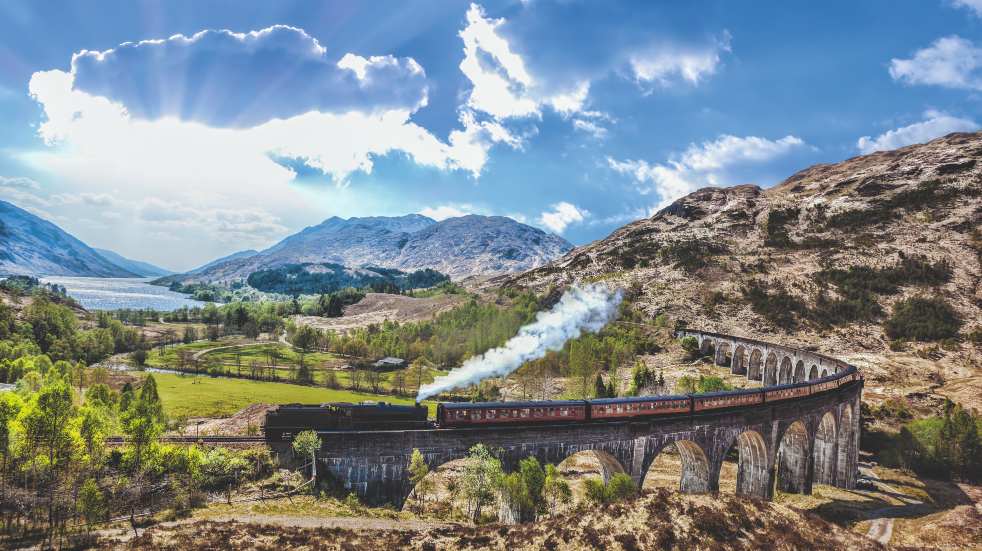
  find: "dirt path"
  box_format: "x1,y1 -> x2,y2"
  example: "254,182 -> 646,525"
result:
860,466 -> 925,545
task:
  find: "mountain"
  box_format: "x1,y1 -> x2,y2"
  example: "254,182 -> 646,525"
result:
187,249 -> 259,274
507,132 -> 982,357
0,200 -> 139,277
93,248 -> 173,277
169,214 -> 572,283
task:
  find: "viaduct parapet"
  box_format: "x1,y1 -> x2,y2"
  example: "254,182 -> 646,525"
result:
308,329 -> 862,506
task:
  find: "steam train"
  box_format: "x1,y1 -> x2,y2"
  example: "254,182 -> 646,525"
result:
263,366 -> 861,441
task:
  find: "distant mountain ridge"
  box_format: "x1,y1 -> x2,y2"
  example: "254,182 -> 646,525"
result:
166,213 -> 573,284
0,200 -> 139,277
93,248 -> 174,277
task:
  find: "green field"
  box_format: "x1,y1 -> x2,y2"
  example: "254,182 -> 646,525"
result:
143,371 -> 436,419
143,339 -> 449,393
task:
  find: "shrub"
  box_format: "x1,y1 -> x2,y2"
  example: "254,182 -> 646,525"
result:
742,281 -> 808,330
884,297 -> 962,341
659,239 -> 729,272
764,207 -> 799,248
584,473 -> 637,504
676,375 -> 732,394
680,336 -> 699,360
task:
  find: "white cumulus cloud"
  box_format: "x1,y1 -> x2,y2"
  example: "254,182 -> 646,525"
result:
607,134 -> 806,210
857,110 -> 979,154
889,35 -> 982,90
629,32 -> 731,88
418,204 -> 478,221
538,201 -> 589,234
951,0 -> 982,17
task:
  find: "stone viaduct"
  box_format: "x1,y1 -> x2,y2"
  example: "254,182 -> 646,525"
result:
310,329 -> 862,507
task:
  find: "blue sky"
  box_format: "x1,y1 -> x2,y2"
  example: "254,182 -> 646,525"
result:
0,0 -> 980,271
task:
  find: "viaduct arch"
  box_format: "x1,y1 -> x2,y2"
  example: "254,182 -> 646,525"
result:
305,329 -> 862,506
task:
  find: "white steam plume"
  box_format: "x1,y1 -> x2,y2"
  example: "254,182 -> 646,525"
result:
416,284 -> 623,401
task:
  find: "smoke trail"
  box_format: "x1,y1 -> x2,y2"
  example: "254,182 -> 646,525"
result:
416,283 -> 623,401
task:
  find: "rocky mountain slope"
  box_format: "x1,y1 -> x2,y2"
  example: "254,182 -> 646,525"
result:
93,248 -> 173,277
169,214 -> 573,283
0,200 -> 138,277
507,132 -> 982,402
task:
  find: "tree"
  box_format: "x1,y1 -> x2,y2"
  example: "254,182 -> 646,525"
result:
0,392 -> 24,500
292,430 -> 321,482
123,375 -> 165,468
78,405 -> 109,463
500,455 -> 546,522
936,400 -> 981,482
680,336 -> 699,360
542,464 -> 571,516
407,449 -> 433,512
461,444 -> 503,522
78,478 -> 107,528
131,347 -> 148,366
366,367 -> 384,394
594,372 -> 608,399
410,357 -> 428,395
182,325 -> 197,344
291,324 -> 319,375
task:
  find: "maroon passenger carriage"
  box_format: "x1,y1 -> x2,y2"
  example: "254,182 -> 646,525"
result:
437,399 -> 588,427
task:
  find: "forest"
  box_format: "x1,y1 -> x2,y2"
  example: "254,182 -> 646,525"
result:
245,263 -> 449,296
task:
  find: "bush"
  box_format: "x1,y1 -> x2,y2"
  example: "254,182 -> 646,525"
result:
884,297 -> 962,341
742,281 -> 808,330
879,401 -> 982,482
676,375 -> 732,394
680,336 -> 699,360
583,473 -> 637,504
659,239 -> 729,272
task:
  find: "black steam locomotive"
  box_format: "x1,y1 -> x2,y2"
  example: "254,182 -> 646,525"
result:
263,402 -> 429,441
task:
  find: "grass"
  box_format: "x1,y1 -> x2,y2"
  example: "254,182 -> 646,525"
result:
142,371 -> 437,419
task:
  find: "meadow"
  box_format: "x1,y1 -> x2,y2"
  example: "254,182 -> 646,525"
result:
142,371 -> 437,419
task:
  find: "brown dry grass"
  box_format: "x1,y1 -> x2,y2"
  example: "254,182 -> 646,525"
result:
110,490 -> 884,551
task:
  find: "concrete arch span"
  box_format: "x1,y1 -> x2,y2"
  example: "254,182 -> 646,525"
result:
748,348 -> 764,381
644,440 -> 712,494
716,341 -> 733,367
721,430 -> 771,500
764,352 -> 779,386
732,345 -> 747,375
813,412 -> 837,486
779,356 -> 793,384
776,420 -> 810,494
794,360 -> 806,383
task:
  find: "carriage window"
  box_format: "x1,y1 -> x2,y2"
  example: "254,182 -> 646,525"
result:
521,408 -> 530,418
